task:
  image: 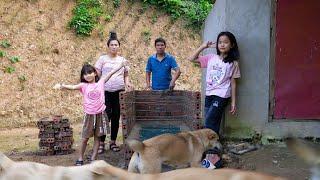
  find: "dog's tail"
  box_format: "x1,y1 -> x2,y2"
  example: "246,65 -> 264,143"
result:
286,137 -> 320,166
126,139 -> 145,153
0,152 -> 14,170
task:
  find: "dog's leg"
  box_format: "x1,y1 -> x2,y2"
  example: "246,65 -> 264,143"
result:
190,151 -> 202,168
140,161 -> 162,174
139,154 -> 162,174
128,153 -> 139,173
190,161 -> 201,168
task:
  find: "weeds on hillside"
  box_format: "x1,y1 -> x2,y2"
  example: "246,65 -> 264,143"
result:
0,51 -> 6,57
0,40 -> 25,89
69,0 -> 104,36
113,0 -> 121,8
142,0 -> 213,31
18,75 -> 27,91
4,66 -> 15,73
9,56 -> 20,64
141,28 -> 151,44
1,40 -> 20,74
0,40 -> 11,48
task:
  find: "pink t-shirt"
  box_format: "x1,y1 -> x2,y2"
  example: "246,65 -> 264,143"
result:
95,54 -> 129,92
198,54 -> 241,98
79,80 -> 106,115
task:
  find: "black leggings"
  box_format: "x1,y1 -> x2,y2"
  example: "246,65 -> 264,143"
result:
204,95 -> 229,135
100,90 -> 123,142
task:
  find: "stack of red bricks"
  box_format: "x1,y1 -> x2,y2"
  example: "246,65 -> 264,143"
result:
37,115 -> 74,155
120,90 -> 202,167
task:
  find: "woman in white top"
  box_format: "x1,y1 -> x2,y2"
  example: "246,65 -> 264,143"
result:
95,32 -> 133,152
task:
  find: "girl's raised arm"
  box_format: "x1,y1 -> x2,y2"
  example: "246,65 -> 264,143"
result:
100,61 -> 126,83
188,41 -> 215,62
53,83 -> 82,90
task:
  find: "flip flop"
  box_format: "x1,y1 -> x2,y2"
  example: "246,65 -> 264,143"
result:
98,143 -> 105,154
109,143 -> 120,152
75,160 -> 84,166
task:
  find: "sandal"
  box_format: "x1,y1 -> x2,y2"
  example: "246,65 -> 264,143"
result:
98,142 -> 105,154
109,143 -> 120,152
75,160 -> 84,166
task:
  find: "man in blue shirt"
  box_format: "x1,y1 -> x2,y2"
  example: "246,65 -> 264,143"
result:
146,38 -> 181,90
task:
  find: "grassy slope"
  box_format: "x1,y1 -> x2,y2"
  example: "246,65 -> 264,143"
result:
0,0 -> 202,128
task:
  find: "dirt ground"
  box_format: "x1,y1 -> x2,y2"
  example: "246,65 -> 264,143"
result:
0,123 -> 314,180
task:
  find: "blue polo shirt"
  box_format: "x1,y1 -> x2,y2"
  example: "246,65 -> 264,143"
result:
146,53 -> 179,90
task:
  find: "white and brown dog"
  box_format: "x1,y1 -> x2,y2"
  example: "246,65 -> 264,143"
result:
0,152 -> 110,180
0,152 -> 285,180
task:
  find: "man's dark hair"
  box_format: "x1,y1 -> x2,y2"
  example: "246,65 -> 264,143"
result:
154,37 -> 166,46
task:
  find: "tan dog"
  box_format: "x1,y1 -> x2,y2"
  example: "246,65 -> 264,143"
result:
127,128 -> 221,173
0,152 -> 110,180
0,152 -> 285,180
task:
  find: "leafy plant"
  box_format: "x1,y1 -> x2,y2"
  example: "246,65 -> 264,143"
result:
96,24 -> 105,41
69,0 -> 103,36
183,0 -> 213,28
141,28 -> 151,44
4,66 -> 15,73
142,0 -> 213,30
113,0 -> 121,8
104,14 -> 112,22
18,75 -> 27,82
9,56 -> 20,63
0,51 -> 6,57
0,40 -> 11,48
151,14 -> 158,24
18,75 -> 27,91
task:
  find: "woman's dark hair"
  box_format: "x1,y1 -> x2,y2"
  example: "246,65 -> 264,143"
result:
107,31 -> 120,47
216,31 -> 240,63
154,37 -> 166,46
80,63 -> 99,83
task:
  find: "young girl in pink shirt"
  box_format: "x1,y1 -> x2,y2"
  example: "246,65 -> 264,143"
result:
188,31 -> 241,135
54,62 -> 124,165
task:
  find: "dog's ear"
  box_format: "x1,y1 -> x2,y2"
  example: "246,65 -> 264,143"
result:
89,160 -> 110,175
208,133 -> 216,140
206,129 -> 218,140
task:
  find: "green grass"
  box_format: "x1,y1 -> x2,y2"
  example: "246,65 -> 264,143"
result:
69,0 -> 104,36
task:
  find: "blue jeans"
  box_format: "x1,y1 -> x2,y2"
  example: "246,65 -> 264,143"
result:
204,95 -> 229,135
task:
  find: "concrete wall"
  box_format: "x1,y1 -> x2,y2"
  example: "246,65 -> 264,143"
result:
202,0 -> 320,138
